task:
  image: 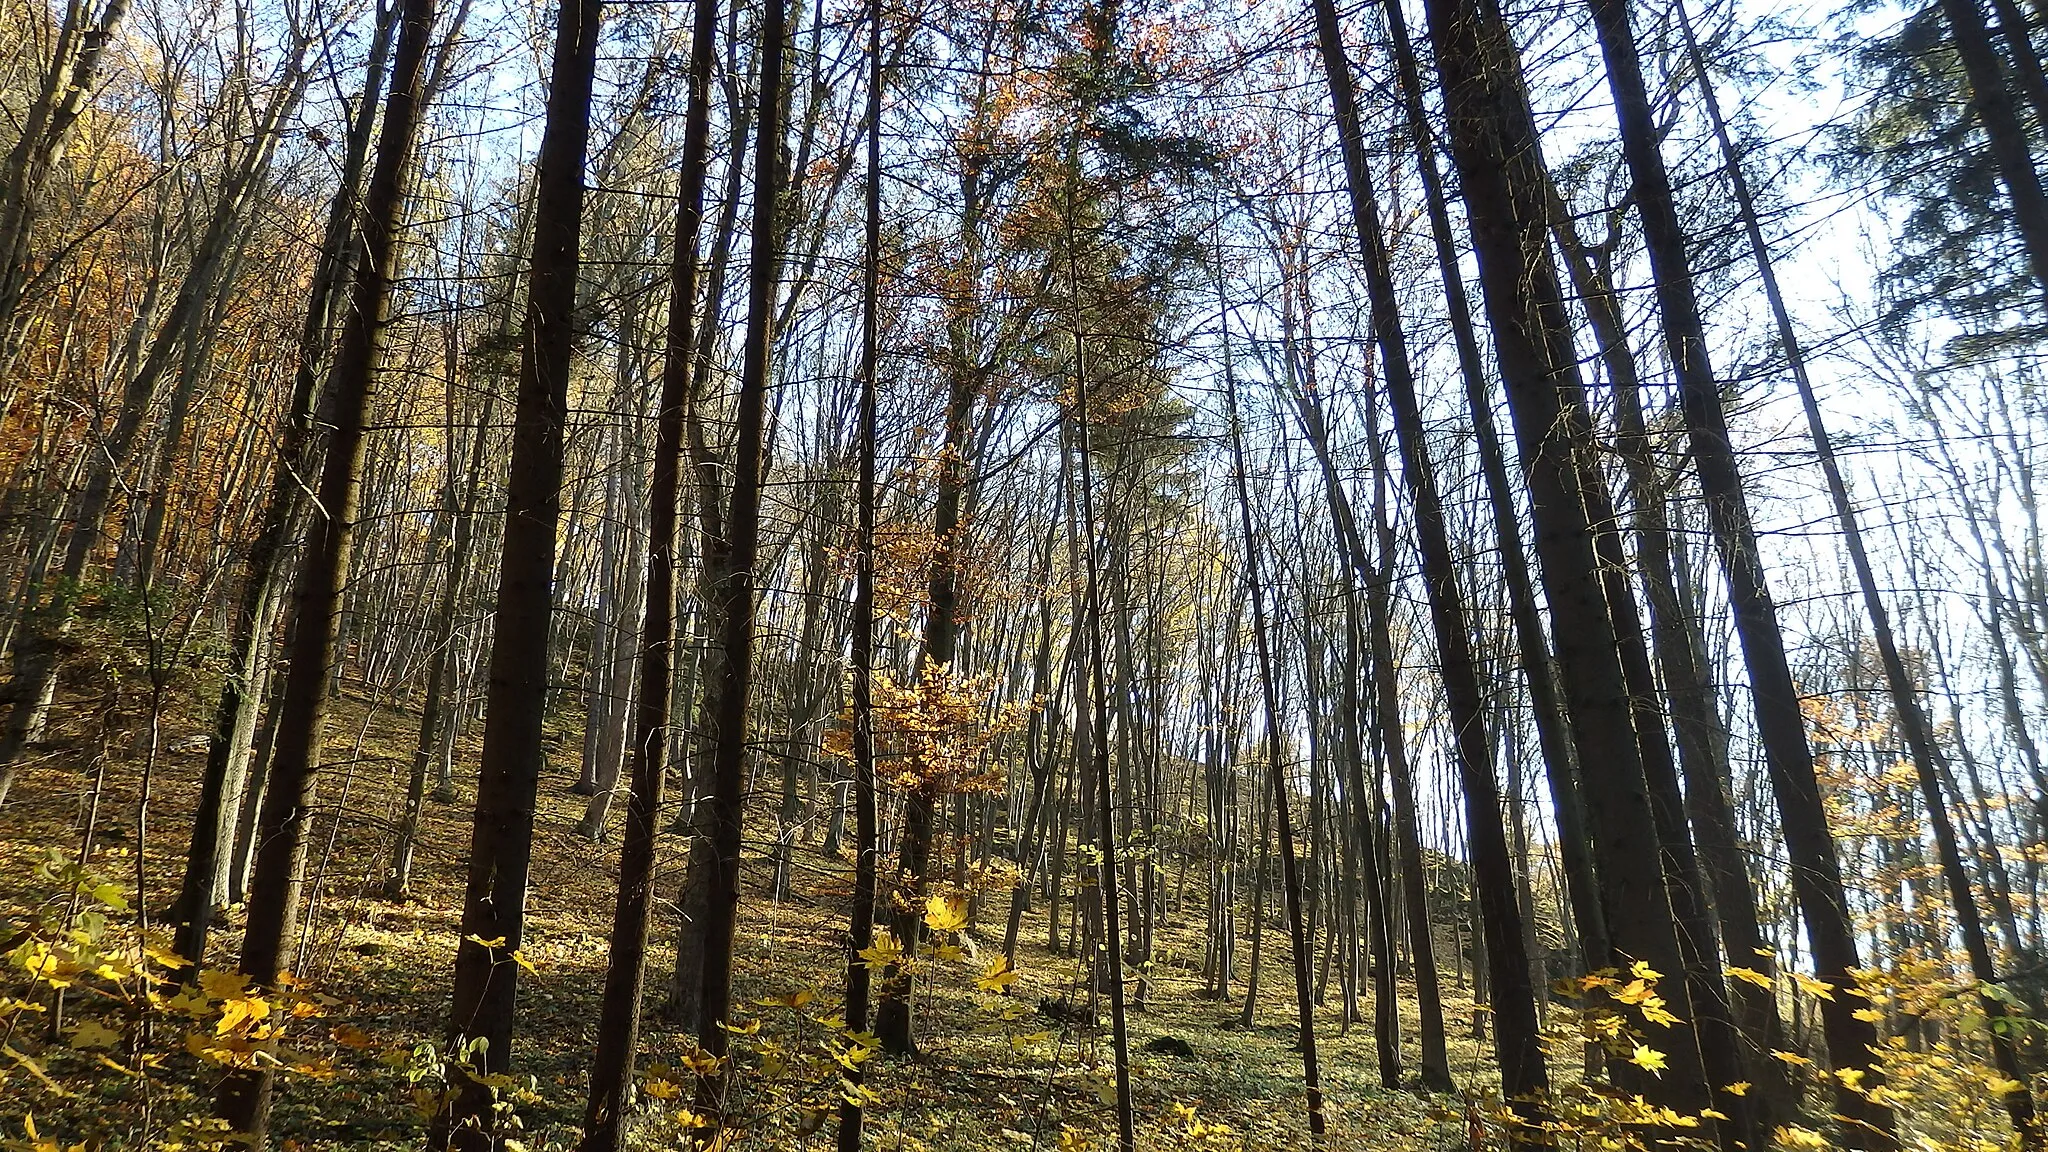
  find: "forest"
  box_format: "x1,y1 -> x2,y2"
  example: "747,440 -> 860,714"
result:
0,0 -> 2045,1139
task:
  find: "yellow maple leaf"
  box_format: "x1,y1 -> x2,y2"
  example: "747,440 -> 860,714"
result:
1775,1125 -> 1830,1149
1630,1044 -> 1669,1074
215,994 -> 271,1036
1616,979 -> 1656,1005
976,957 -> 1019,992
66,1020 -> 119,1050
924,894 -> 969,932
1723,1081 -> 1751,1097
198,970 -> 250,1000
1725,966 -> 1773,988
857,933 -> 901,967
1790,972 -> 1835,1000
330,1023 -> 376,1049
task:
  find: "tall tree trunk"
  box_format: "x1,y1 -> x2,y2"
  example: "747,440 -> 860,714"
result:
690,0 -> 782,1119
166,0 -> 399,956
1308,0 -> 1550,1124
432,0 -> 600,1138
836,15 -> 881,1145
575,0 -> 718,1146
1940,0 -> 2048,293
1221,304 -> 1326,1137
1372,0 -> 1607,974
1587,0 -> 1898,1140
212,0 -> 439,1136
1678,2 -> 2035,1140
1418,0 -> 1716,1123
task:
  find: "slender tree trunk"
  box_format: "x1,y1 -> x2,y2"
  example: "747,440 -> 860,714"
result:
1309,0 -> 1550,1123
1940,0 -> 2048,294
691,0 -> 783,1120
1677,3 -> 2034,1140
1373,0 -> 1607,975
1221,305 -> 1326,1137
212,0 -> 439,1136
432,0 -> 600,1139
1587,0 -> 1899,1140
165,1 -> 399,939
575,1 -> 718,1147
390,376 -> 498,900
0,0 -> 129,368
835,8 -> 881,1146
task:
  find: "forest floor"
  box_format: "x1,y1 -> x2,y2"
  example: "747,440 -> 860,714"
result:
0,682 -> 1488,1151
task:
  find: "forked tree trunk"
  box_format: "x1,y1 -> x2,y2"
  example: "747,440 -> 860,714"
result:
1418,0 -> 1718,1124
168,0 -> 398,958
690,0 -> 783,1120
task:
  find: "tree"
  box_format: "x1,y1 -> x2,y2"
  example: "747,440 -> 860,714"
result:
433,0 -> 604,1138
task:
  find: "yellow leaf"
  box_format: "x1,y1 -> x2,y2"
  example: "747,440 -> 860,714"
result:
1723,1081 -> 1750,1097
1616,979 -> 1657,1005
143,941 -> 192,969
1775,1125 -> 1830,1149
199,970 -> 250,1000
1835,1068 -> 1865,1090
66,1020 -> 119,1049
1853,1007 -> 1884,1023
215,994 -> 271,1036
642,1076 -> 682,1100
1726,966 -> 1773,988
1770,1050 -> 1812,1066
1629,960 -> 1662,981
977,957 -> 1019,993
465,935 -> 507,949
330,1024 -> 376,1049
1629,1044 -> 1669,1074
1640,1002 -> 1683,1028
857,933 -> 901,967
924,894 -> 969,933
1790,972 -> 1835,1000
